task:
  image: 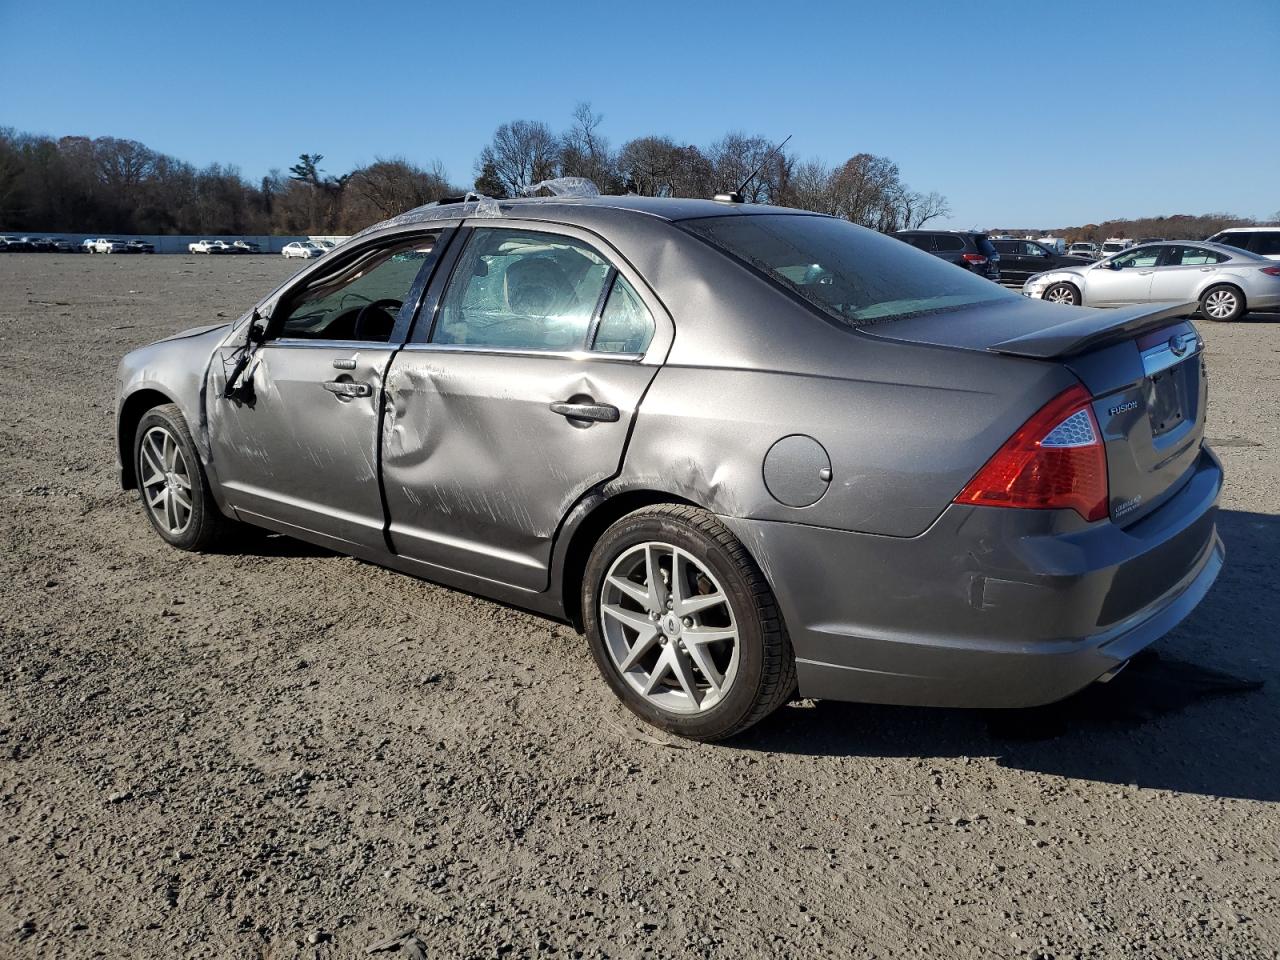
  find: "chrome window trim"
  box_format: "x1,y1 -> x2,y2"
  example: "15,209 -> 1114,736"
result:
397,342 -> 646,364
265,338 -> 397,350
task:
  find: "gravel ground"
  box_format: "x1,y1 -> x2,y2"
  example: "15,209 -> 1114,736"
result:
1,253 -> 1277,960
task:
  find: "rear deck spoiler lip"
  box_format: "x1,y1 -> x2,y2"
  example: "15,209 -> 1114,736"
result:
988,301 -> 1198,360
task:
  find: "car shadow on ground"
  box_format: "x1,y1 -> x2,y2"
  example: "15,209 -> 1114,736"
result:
228,531 -> 335,558
738,509 -> 1278,802
1241,310 -> 1280,323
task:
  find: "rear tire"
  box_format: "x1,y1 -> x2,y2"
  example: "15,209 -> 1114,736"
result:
133,404 -> 235,552
582,504 -> 796,741
1044,282 -> 1081,306
1199,284 -> 1246,322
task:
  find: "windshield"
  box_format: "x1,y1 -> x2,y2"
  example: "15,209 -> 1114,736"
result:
681,214 -> 1013,326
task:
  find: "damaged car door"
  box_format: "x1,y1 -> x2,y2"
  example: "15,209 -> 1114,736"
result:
207,230 -> 452,551
381,224 -> 670,591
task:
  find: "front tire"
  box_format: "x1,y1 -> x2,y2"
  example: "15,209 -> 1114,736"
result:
1043,282 -> 1081,306
582,505 -> 796,741
134,404 -> 233,552
1200,284 -> 1245,322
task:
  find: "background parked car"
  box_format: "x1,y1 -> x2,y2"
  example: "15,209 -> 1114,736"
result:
1207,227 -> 1280,261
189,239 -> 234,254
126,239 -> 156,254
1099,238 -> 1133,257
81,238 -> 99,253
1023,240 -> 1280,320
0,235 -> 34,251
232,240 -> 261,253
1068,241 -> 1099,259
282,241 -> 324,259
891,230 -> 1001,281
92,238 -> 129,254
48,238 -> 78,252
991,238 -> 1091,286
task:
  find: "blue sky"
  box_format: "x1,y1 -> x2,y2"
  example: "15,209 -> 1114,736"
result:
3,0 -> 1277,229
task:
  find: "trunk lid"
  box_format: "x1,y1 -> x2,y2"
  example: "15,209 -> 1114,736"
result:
863,298 -> 1207,525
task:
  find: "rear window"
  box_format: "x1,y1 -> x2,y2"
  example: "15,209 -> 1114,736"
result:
681,214 -> 1013,327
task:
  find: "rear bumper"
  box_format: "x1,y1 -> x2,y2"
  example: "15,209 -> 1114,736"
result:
722,447 -> 1224,708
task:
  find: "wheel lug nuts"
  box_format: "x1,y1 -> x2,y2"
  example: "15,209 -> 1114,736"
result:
682,617 -> 693,628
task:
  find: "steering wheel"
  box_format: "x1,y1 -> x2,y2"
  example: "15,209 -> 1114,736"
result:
353,299 -> 403,342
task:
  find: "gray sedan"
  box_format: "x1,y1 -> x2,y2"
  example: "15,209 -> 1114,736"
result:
115,197 -> 1223,740
1023,240 -> 1280,320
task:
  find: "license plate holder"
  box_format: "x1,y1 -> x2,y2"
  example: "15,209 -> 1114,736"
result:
1146,360 -> 1191,437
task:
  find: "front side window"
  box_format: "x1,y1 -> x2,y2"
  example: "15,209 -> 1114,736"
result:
682,214 -> 1013,327
1023,241 -> 1048,257
433,229 -> 612,351
275,233 -> 438,342
1111,246 -> 1161,269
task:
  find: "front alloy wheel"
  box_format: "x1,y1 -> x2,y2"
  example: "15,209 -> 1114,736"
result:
133,403 -> 234,551
139,425 -> 193,537
1044,282 -> 1081,305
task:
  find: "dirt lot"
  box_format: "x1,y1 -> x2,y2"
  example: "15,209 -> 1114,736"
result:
1,253 -> 1277,959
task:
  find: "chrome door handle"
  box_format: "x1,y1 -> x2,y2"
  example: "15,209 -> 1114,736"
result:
323,380 -> 372,398
549,400 -> 620,423
1138,270 -> 1154,275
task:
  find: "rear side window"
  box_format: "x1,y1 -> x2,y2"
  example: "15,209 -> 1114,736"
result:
1254,233 -> 1280,256
434,229 -> 611,351
897,233 -> 934,251
681,214 -> 1013,327
1209,231 -> 1253,252
592,275 -> 654,354
1165,245 -> 1229,266
992,240 -> 1017,255
935,234 -> 965,252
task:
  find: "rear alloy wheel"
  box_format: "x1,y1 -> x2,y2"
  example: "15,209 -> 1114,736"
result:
134,404 -> 234,551
1200,284 -> 1245,322
582,504 -> 796,741
1044,282 -> 1081,306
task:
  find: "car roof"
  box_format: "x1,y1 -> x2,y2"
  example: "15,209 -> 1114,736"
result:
360,194 -> 823,238
1213,226 -> 1279,233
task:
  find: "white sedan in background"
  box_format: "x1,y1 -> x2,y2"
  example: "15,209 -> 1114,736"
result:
1024,240 -> 1280,321
282,241 -> 325,259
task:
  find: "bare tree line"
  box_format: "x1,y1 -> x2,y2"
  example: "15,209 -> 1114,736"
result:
0,106 -> 953,236
4,106 -> 1269,239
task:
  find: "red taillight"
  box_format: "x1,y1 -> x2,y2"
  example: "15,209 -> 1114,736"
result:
955,384 -> 1109,522
1261,266 -> 1280,277
962,253 -> 988,264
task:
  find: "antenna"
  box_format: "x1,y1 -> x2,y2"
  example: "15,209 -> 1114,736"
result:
734,133 -> 792,198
